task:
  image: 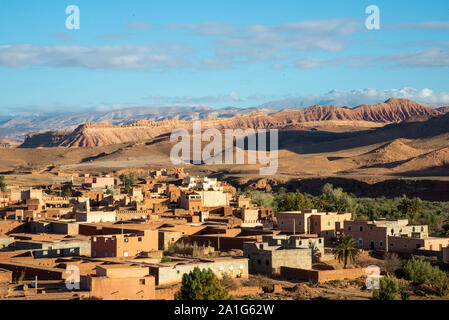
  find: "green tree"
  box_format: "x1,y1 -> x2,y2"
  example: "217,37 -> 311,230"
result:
105,188 -> 114,195
119,173 -> 136,193
175,267 -> 231,300
0,175 -> 6,192
320,184 -> 355,213
333,235 -> 360,268
277,191 -> 312,212
251,191 -> 275,211
398,195 -> 423,219
243,186 -> 252,198
372,277 -> 399,300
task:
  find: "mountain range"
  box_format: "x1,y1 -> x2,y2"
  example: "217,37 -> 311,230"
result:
2,98 -> 448,143
19,98 -> 446,148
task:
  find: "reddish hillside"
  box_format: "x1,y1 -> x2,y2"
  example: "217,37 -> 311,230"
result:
20,98 -> 442,148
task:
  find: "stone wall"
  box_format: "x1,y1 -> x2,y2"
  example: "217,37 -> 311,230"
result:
0,268 -> 12,283
280,266 -> 366,282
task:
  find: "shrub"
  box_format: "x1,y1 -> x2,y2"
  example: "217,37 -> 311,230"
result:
220,274 -> 239,291
161,256 -> 172,263
0,175 -> 6,192
402,257 -> 443,284
398,280 -> 411,300
372,277 -> 399,300
382,253 -> 402,277
175,267 -> 231,300
431,272 -> 449,297
244,274 -> 273,290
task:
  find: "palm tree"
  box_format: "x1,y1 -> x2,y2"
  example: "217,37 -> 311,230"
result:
333,235 -> 360,268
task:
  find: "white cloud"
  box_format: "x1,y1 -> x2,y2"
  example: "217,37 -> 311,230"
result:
144,92 -> 242,106
165,21 -> 235,35
292,48 -> 449,70
390,21 -> 449,30
167,18 -> 363,63
260,88 -> 449,108
128,21 -> 151,30
247,93 -> 266,100
0,44 -> 192,70
50,32 -> 74,43
380,48 -> 449,68
270,63 -> 287,70
294,58 -> 324,69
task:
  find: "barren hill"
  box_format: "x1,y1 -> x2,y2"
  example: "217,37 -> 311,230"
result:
20,98 -> 442,148
364,139 -> 424,163
393,147 -> 449,174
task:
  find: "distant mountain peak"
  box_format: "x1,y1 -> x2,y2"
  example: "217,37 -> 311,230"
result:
20,98 -> 444,148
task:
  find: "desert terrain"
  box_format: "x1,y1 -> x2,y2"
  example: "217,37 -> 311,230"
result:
1,98 -> 449,200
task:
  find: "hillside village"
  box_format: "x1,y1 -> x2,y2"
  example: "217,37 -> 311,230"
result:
0,168 -> 448,300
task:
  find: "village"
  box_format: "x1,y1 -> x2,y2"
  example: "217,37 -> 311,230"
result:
0,168 -> 449,300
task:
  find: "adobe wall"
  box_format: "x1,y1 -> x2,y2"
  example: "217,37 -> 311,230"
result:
0,268 -> 12,283
0,262 -> 67,281
89,276 -> 155,300
280,266 -> 366,282
185,235 -> 260,250
155,259 -> 249,286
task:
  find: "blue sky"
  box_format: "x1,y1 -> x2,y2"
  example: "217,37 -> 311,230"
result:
0,0 -> 449,116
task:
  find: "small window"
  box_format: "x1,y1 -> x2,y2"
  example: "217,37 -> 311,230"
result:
265,260 -> 269,266
139,279 -> 145,285
379,241 -> 383,247
124,238 -> 129,243
327,222 -> 331,226
348,225 -> 352,231
314,222 -> 318,226
257,259 -> 261,265
138,237 -> 142,242
359,226 -> 363,232
403,244 -> 408,248
319,239 -> 322,244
